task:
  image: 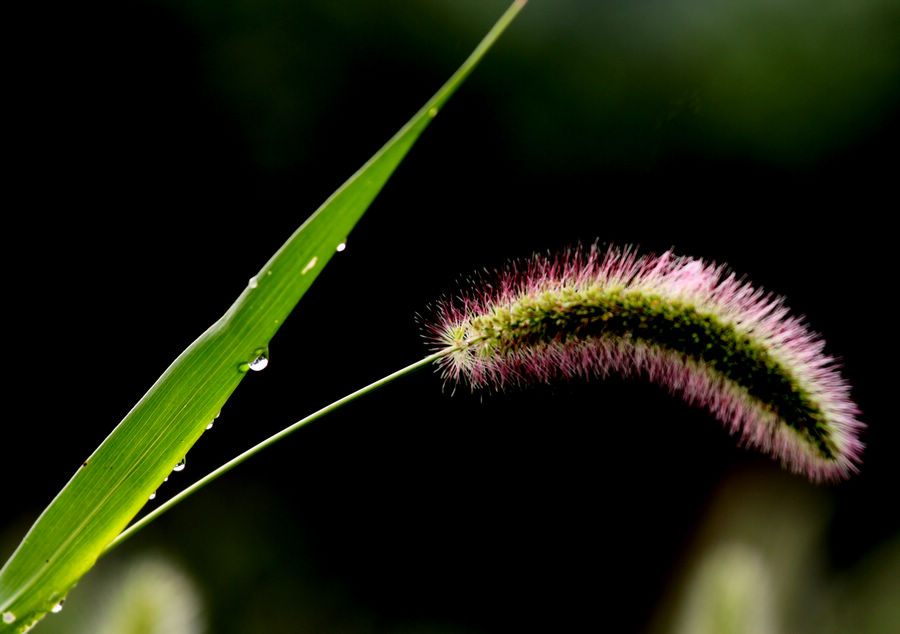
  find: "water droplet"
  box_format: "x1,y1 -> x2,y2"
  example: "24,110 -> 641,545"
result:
248,348 -> 269,372
3,611 -> 15,624
51,600 -> 65,614
428,107 -> 438,117
164,477 -> 169,482
301,256 -> 318,275
206,422 -> 214,431
149,491 -> 157,501
266,270 -> 273,276
336,242 -> 347,252
248,276 -> 258,289
173,458 -> 186,472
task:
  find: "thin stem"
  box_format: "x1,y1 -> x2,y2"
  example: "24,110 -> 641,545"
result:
105,350 -> 447,552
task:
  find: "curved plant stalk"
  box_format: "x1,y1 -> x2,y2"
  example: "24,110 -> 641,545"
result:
106,351 -> 446,552
0,3 -> 527,631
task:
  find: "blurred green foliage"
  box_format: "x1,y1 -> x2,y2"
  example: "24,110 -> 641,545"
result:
159,0 -> 899,168
653,469 -> 900,634
33,555 -> 204,634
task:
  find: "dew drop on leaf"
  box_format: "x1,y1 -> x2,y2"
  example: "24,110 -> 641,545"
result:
173,458 -> 186,472
248,349 -> 269,372
301,256 -> 318,275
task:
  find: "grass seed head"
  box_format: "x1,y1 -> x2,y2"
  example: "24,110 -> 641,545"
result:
423,243 -> 864,482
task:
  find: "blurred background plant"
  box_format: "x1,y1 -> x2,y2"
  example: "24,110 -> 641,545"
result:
651,470 -> 900,634
4,0 -> 898,632
34,555 -> 205,634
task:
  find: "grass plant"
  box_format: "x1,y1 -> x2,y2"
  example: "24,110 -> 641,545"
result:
0,1 -> 871,632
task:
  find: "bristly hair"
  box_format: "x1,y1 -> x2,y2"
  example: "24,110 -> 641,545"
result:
421,243 -> 864,482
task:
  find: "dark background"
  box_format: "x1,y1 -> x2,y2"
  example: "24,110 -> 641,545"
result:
4,1 -> 899,632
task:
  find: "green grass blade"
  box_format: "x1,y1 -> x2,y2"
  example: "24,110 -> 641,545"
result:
0,3 -> 526,630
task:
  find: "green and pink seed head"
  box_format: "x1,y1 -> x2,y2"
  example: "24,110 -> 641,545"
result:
423,244 -> 863,483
